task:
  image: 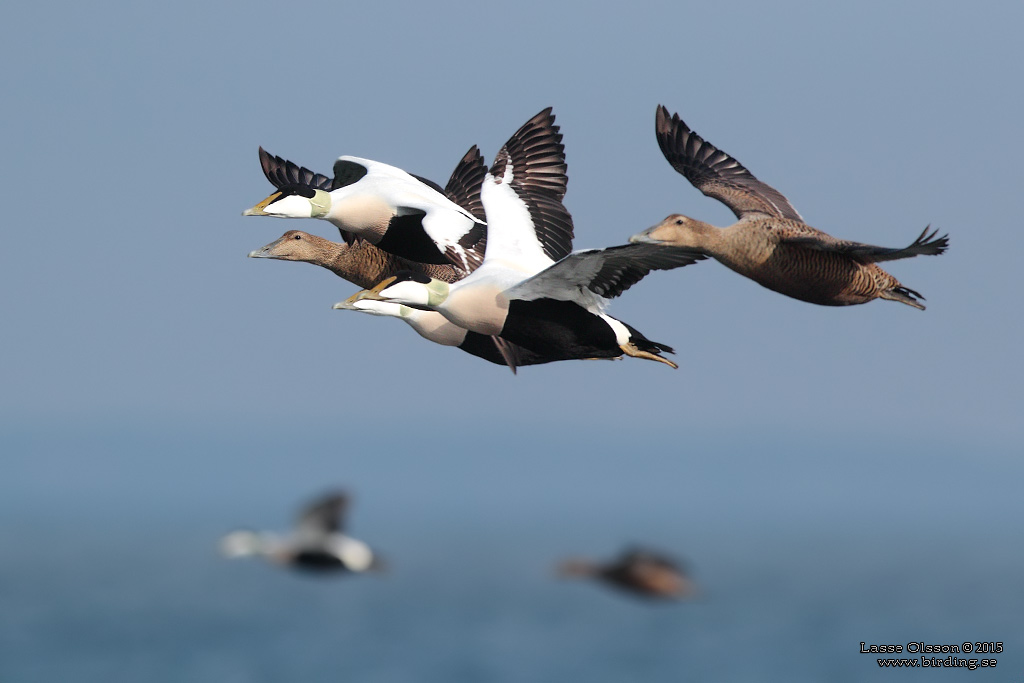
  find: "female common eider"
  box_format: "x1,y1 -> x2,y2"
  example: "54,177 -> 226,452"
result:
558,547 -> 694,600
243,144 -> 488,274
631,105 -> 948,309
247,229 -> 464,289
352,108 -> 705,368
220,491 -> 382,574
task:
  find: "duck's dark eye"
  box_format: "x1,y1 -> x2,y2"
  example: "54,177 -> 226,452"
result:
675,218 -> 684,225
293,234 -> 302,240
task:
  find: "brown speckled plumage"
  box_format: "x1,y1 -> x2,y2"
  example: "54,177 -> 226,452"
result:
632,106 -> 949,309
249,230 -> 460,289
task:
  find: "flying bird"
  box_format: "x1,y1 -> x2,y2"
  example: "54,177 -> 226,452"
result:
332,296 -> 560,371
558,547 -> 694,600
350,108 -> 705,370
248,228 -> 464,289
243,144 -> 488,274
220,491 -> 383,574
631,105 -> 948,309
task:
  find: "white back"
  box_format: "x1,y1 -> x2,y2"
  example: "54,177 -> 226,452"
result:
335,156 -> 480,243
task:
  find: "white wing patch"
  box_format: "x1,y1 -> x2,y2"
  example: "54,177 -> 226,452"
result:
478,167 -> 554,275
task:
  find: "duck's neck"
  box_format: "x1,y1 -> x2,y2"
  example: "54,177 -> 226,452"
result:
710,221 -> 773,272
310,239 -> 456,290
688,220 -> 728,256
318,241 -> 402,289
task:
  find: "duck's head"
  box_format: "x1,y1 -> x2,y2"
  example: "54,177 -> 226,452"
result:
248,230 -> 331,262
243,185 -> 332,219
351,271 -> 450,309
630,214 -> 710,250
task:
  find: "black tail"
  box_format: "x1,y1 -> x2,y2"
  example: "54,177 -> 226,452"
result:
902,225 -> 949,257
881,285 -> 927,310
623,323 -> 675,356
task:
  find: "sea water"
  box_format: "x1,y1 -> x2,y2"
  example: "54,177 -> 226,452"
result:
1,423 -> 1020,681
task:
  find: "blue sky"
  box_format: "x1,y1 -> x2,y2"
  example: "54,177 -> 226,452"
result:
1,0 -> 1021,516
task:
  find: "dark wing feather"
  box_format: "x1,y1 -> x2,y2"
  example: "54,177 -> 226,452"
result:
490,108 -> 574,261
258,147 -> 333,191
445,145 -> 488,222
779,225 -> 950,263
655,105 -> 803,222
442,146 -> 489,272
516,243 -> 705,303
523,192 -> 575,266
584,243 -> 707,299
297,492 -> 348,535
491,108 -> 569,201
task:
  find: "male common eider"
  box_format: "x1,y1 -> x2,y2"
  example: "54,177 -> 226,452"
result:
243,144 -> 488,273
220,491 -> 382,574
331,297 -> 557,372
354,108 -> 705,368
558,547 -> 694,600
630,105 -> 949,309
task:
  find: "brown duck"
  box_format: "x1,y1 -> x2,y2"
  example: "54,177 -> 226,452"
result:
248,229 -> 461,289
558,547 -> 694,600
631,105 -> 949,309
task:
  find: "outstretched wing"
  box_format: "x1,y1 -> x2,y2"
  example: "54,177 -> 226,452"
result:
506,242 -> 706,309
442,145 -> 489,272
445,145 -> 488,222
481,108 -> 575,273
778,225 -> 949,263
655,105 -> 803,222
259,147 -> 333,192
296,492 -> 349,535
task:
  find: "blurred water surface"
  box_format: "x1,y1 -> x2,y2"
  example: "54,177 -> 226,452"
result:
1,422 -> 1020,681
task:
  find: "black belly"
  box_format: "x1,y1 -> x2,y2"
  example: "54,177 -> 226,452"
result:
500,299 -> 621,360
292,550 -> 349,571
457,331 -> 556,368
